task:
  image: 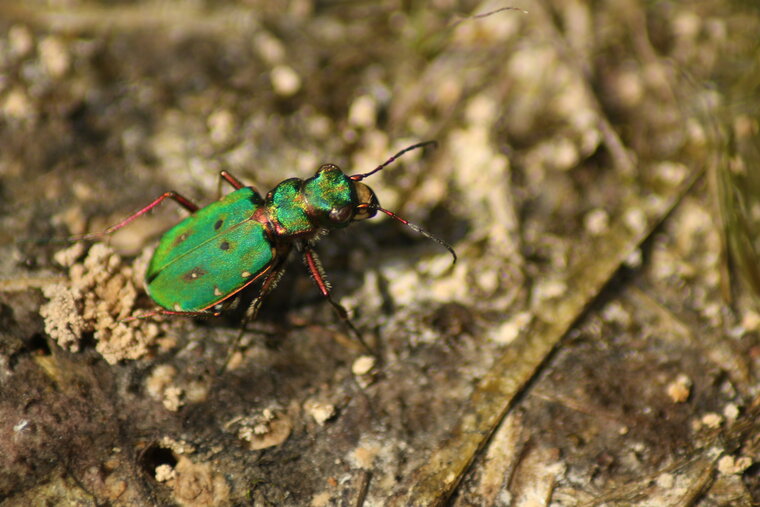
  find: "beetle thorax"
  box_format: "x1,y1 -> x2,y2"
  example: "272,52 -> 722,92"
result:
264,165 -> 361,240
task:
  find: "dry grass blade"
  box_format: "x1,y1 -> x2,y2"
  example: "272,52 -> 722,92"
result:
390,171 -> 703,505
716,122 -> 760,302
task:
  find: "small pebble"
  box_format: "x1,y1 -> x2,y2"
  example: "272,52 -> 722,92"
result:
352,355 -> 376,376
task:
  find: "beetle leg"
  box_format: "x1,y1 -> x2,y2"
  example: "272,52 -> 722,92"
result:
122,307 -> 221,321
219,256 -> 289,374
75,191 -> 200,241
216,170 -> 262,199
302,246 -> 372,353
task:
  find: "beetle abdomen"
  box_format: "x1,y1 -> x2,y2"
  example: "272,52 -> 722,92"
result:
145,187 -> 275,312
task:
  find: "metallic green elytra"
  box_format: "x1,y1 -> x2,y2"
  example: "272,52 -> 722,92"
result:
146,187 -> 274,312
87,142 -> 456,336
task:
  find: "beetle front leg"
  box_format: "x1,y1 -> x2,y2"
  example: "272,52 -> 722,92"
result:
302,246 -> 371,353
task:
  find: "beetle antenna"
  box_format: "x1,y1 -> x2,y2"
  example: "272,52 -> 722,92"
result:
361,205 -> 457,264
350,141 -> 438,181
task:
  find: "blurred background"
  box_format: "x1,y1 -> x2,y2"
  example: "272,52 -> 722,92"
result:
0,0 -> 758,504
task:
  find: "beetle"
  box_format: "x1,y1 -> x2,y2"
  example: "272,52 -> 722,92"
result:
83,141 -> 456,354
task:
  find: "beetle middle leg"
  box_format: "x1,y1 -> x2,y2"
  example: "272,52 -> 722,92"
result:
218,256 -> 289,374
301,245 -> 372,353
215,170 -> 262,200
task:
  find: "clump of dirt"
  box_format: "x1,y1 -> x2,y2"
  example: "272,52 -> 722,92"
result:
40,242 -> 162,364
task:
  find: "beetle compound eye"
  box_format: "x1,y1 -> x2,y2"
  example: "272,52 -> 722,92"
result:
352,205 -> 376,221
351,182 -> 379,221
329,206 -> 353,223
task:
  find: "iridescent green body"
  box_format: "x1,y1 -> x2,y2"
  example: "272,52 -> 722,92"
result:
267,166 -> 357,235
145,165 -> 365,313
94,141 -> 453,329
146,187 -> 274,312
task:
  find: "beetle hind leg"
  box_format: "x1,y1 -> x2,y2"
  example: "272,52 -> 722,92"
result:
74,191 -> 200,242
121,307 -> 221,322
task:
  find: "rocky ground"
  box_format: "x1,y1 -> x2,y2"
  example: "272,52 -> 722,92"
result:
0,1 -> 758,505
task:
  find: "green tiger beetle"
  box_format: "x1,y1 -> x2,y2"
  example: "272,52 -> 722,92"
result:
81,141 -> 456,363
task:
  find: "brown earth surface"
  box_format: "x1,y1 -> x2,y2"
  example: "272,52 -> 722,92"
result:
1,1 -> 759,505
